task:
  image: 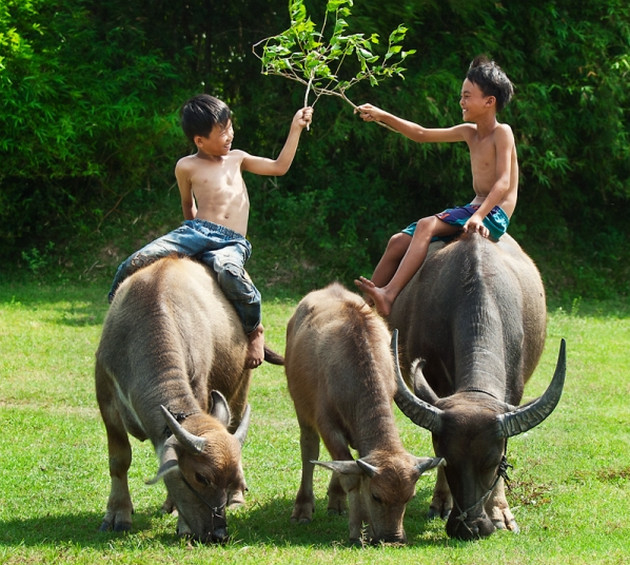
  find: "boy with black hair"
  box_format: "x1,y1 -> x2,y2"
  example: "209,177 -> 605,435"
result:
109,94 -> 313,367
355,56 -> 516,316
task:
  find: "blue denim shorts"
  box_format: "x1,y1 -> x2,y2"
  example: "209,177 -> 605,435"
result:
110,219 -> 261,333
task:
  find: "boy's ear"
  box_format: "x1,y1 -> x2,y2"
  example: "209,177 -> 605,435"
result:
485,95 -> 497,108
193,135 -> 205,149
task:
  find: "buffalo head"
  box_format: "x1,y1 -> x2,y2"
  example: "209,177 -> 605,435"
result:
146,391 -> 250,543
393,333 -> 566,539
313,454 -> 444,544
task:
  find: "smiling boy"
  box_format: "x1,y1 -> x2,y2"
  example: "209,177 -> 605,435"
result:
109,94 -> 313,367
354,56 -> 516,316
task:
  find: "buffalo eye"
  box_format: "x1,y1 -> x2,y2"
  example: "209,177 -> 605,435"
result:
195,473 -> 211,486
372,493 -> 383,504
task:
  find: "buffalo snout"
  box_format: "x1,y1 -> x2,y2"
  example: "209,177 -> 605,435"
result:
446,513 -> 495,540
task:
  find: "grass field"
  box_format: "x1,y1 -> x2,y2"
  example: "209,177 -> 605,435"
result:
0,279 -> 628,564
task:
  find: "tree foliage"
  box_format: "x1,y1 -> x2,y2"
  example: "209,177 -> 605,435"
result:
1,0 -> 628,297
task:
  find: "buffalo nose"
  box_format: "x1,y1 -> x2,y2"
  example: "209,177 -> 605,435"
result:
448,516 -> 495,540
211,527 -> 229,544
371,532 -> 407,546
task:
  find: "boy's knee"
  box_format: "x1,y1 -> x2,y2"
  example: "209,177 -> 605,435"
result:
388,232 -> 412,255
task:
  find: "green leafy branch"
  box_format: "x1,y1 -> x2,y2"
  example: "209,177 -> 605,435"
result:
252,0 -> 415,127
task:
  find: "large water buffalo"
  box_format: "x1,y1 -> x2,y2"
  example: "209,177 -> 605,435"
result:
388,232 -> 566,540
95,255 -> 276,543
284,283 -> 443,545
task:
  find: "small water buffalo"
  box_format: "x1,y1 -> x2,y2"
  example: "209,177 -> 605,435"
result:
95,256 -> 274,542
389,233 -> 566,539
284,283 -> 443,545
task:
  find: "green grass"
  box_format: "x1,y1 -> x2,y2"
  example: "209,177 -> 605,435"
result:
0,279 -> 629,564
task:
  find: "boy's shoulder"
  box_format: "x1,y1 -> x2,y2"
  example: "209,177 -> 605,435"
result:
175,153 -> 196,171
494,122 -> 515,143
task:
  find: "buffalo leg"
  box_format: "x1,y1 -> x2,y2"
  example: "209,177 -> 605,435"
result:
326,473 -> 347,515
291,423 -> 319,523
96,373 -> 134,532
338,474 -> 362,544
428,465 -> 453,520
486,478 -> 519,532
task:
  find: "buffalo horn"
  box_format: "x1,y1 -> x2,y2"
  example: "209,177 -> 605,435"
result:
416,456 -> 446,475
160,405 -> 207,454
233,403 -> 252,447
495,339 -> 566,438
391,329 -> 444,434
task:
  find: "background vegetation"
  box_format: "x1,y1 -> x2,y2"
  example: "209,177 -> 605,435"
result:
1,0 -> 628,301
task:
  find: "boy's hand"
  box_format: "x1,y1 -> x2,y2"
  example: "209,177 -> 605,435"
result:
295,106 -> 313,129
463,215 -> 490,238
355,103 -> 383,122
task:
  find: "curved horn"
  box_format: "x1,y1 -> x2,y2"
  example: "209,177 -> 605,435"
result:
416,456 -> 446,475
233,403 -> 251,446
496,339 -> 567,438
160,405 -> 207,454
391,329 -> 444,434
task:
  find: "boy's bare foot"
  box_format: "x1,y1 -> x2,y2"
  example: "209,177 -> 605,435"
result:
246,325 -> 265,369
354,276 -> 393,317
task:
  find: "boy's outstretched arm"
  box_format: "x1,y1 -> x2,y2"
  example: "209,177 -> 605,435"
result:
242,107 -> 313,176
356,103 -> 469,144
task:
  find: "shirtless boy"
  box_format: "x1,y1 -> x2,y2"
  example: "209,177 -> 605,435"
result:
354,56 -> 516,317
109,94 -> 313,367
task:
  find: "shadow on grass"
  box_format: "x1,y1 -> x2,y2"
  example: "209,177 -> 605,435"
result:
0,494 -> 454,551
0,509 -> 178,549
228,492 -> 452,549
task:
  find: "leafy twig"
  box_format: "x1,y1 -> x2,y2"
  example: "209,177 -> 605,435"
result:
252,0 -> 415,131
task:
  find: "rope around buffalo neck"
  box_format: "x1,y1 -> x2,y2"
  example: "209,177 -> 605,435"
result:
179,473 -> 227,532
452,453 -> 513,537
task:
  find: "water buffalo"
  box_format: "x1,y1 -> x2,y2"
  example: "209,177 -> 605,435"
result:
95,255 -> 276,542
388,233 -> 566,540
284,283 -> 443,545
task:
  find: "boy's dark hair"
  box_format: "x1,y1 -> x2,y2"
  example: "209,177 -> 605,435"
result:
181,94 -> 232,143
467,56 -> 514,112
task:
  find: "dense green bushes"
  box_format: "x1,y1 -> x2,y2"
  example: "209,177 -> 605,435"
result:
1,0 -> 628,299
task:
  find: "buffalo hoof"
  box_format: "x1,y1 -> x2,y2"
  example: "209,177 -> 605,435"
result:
428,506 -> 451,520
327,507 -> 345,516
494,518 -> 520,533
160,496 -> 175,514
99,519 -> 131,533
290,516 -> 312,525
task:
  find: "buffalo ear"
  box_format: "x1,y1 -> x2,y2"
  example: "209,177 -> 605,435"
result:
210,390 -> 232,427
147,444 -> 179,485
411,358 -> 440,404
311,460 -> 364,476
233,404 -> 251,446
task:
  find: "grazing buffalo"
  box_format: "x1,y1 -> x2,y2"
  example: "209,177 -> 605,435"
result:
389,233 -> 566,540
285,283 -> 443,545
95,256 -> 275,543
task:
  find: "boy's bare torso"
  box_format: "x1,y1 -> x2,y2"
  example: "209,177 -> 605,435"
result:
176,150 -> 250,236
